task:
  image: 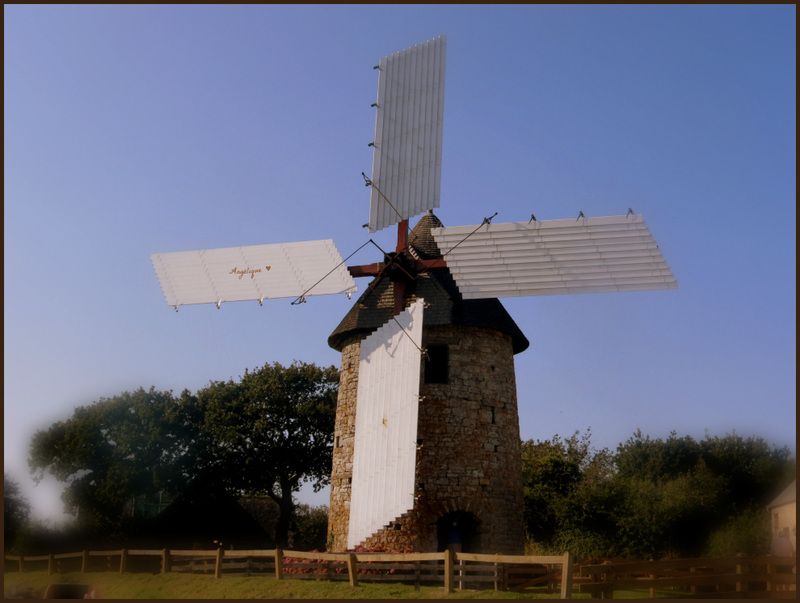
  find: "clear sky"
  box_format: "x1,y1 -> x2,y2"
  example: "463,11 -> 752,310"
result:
5,5 -> 796,524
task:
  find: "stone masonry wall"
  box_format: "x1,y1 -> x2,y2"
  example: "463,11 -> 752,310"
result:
327,325 -> 524,554
327,336 -> 360,552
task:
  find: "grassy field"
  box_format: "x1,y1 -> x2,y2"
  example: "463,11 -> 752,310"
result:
3,571 -> 582,599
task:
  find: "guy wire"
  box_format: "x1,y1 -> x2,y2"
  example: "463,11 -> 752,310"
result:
290,239 -> 375,305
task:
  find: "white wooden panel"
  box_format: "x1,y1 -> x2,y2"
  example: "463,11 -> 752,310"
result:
368,36 -> 446,233
151,239 -> 357,308
431,214 -> 677,298
347,299 -> 424,549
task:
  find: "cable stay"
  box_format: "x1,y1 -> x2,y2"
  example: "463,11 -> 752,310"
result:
290,239 -> 374,306
416,211 -> 498,277
362,172 -> 411,241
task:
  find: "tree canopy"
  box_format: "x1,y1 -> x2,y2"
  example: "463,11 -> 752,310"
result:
29,387 -> 194,537
189,361 -> 339,545
28,361 -> 338,547
4,474 -> 31,552
521,429 -> 795,559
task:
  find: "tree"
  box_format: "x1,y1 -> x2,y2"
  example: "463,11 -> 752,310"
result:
291,504 -> 330,551
615,429 -> 702,482
521,430 -> 613,553
4,474 -> 31,552
28,362 -> 338,547
191,361 -> 338,547
520,429 -> 794,559
28,387 -> 194,537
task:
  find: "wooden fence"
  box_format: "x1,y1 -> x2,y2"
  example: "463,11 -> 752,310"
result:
6,549 -> 795,598
4,549 -> 574,597
578,555 -> 796,599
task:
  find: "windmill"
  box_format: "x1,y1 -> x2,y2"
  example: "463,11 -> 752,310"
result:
152,36 -> 677,554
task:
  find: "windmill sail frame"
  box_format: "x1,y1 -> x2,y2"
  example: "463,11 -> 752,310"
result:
431,214 -> 677,299
368,36 -> 447,233
151,239 -> 357,309
347,299 -> 425,549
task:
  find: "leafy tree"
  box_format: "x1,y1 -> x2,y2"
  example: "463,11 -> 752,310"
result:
615,429 -> 702,482
550,478 -> 622,558
521,429 -> 793,559
28,362 -> 338,548
698,432 -> 794,514
28,387 -> 194,536
521,430 -> 613,552
291,504 -> 330,551
191,361 -> 338,547
704,506 -> 772,556
4,474 -> 31,552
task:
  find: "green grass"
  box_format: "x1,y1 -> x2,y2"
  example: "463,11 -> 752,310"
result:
3,570 -> 694,598
3,571 -> 574,599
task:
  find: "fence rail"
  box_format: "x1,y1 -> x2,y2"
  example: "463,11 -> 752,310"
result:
4,548 -> 573,596
578,555 -> 796,599
6,549 -> 795,598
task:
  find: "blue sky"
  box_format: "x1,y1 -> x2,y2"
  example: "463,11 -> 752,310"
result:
5,5 -> 796,523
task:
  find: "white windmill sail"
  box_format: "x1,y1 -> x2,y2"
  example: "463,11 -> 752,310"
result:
431,214 -> 677,299
347,299 -> 425,549
368,36 -> 447,233
151,239 -> 357,309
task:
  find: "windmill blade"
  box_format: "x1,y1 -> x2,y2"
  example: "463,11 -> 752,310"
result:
368,36 -> 446,233
348,299 -> 424,549
431,214 -> 677,299
151,239 -> 357,309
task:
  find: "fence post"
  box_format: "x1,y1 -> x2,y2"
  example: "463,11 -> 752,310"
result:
766,557 -> 774,594
120,549 -> 127,574
600,560 -> 613,599
214,547 -> 224,579
560,552 -> 573,599
347,553 -> 358,587
162,549 -> 170,574
81,550 -> 89,573
48,553 -> 54,576
18,555 -> 24,573
274,548 -> 283,580
444,548 -> 454,593
735,553 -> 744,594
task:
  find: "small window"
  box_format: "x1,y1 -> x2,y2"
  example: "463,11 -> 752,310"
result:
424,345 -> 449,384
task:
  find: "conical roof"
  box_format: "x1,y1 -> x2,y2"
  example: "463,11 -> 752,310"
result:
328,211 -> 529,354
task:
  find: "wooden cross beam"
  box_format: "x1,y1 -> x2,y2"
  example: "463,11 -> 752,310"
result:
346,220 -> 447,315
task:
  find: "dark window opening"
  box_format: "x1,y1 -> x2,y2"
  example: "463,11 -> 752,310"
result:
490,406 -> 496,424
424,345 -> 449,384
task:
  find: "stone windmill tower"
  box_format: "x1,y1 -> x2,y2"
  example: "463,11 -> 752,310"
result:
150,36 -> 677,555
327,210 -> 530,554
